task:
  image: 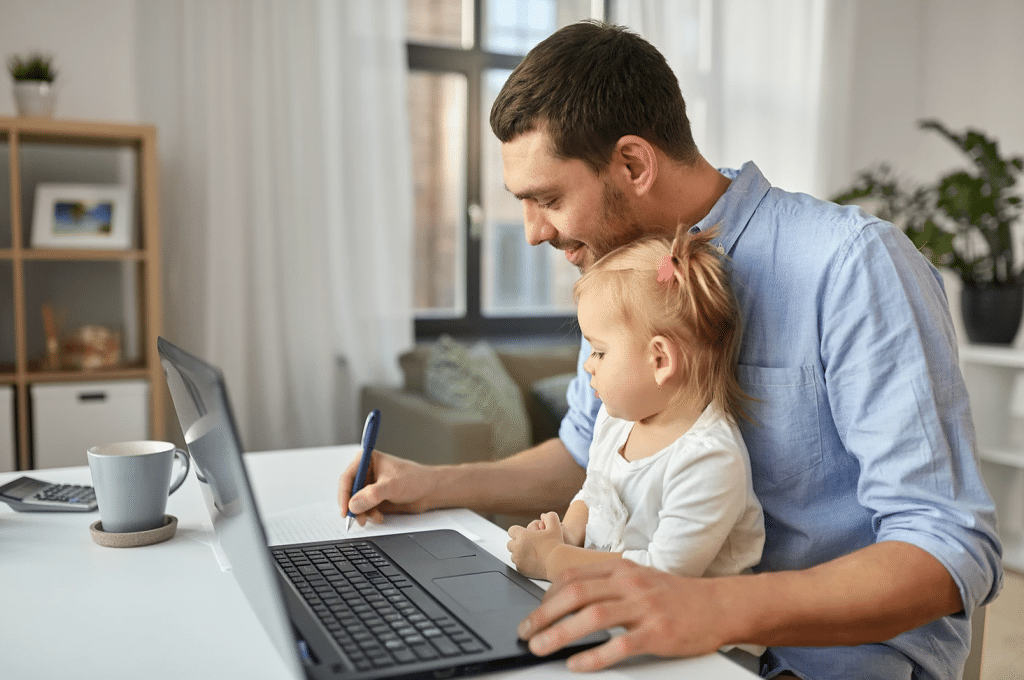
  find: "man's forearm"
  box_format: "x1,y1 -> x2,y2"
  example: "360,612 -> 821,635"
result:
427,438 -> 586,516
724,541 -> 963,648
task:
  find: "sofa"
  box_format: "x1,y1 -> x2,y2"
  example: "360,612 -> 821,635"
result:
360,339 -> 579,469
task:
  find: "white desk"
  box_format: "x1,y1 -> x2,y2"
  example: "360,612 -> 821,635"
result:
0,445 -> 756,679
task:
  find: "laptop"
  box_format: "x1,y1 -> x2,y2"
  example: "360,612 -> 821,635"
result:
157,337 -> 608,679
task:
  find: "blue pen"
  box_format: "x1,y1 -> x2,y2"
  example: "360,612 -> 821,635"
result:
347,409 -> 381,531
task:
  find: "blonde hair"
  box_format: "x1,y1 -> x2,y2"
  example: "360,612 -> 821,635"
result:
573,224 -> 751,422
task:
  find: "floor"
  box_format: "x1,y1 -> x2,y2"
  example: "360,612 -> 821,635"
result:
981,568 -> 1024,680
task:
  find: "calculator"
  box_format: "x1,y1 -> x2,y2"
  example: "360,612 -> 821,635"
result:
0,476 -> 98,512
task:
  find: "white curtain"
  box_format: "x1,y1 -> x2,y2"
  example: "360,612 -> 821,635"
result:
136,0 -> 413,450
612,0 -> 856,197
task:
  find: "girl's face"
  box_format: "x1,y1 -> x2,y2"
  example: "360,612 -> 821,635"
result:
577,290 -> 663,422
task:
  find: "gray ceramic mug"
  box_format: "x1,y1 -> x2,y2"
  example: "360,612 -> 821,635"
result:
87,441 -> 191,534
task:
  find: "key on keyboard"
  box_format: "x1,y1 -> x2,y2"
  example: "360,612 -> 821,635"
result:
273,541 -> 488,671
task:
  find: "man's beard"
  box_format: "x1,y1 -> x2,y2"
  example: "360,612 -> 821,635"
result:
554,181 -> 648,273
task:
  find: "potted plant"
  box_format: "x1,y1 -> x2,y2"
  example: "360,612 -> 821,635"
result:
7,51 -> 57,118
832,119 -> 1024,344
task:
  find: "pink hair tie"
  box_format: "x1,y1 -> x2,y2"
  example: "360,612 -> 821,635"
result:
657,254 -> 675,283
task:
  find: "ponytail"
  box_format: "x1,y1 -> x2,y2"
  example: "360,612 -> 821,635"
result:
661,224 -> 751,423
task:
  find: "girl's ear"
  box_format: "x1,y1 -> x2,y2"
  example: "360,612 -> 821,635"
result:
649,335 -> 679,387
613,135 -> 657,198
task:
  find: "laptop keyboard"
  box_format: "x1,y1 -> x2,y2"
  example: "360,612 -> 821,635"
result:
273,541 -> 488,672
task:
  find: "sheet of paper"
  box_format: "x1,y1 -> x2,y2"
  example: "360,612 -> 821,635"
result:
264,501 -> 481,546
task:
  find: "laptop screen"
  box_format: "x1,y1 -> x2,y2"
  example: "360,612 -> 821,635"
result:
159,337 -> 305,678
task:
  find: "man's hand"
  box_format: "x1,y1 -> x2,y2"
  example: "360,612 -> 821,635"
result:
337,449 -> 440,525
507,511 -> 566,580
515,541 -> 965,672
516,560 -> 728,672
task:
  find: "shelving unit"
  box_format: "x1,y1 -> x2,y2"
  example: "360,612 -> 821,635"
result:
0,117 -> 164,470
960,344 -> 1024,572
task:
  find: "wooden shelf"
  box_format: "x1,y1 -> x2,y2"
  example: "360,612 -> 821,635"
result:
0,116 -> 155,145
979,446 -> 1024,470
962,343 -> 1024,571
961,344 -> 1024,368
12,249 -> 147,261
0,117 -> 165,470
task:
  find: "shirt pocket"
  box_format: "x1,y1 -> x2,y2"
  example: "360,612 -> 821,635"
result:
737,364 -> 824,483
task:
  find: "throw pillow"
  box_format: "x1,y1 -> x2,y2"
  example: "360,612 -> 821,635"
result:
424,335 -> 531,459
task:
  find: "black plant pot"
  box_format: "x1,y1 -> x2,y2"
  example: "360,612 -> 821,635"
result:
961,282 -> 1024,345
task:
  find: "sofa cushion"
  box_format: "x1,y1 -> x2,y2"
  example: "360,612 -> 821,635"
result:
424,336 -> 531,459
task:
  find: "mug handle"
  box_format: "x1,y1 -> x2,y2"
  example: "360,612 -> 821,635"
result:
168,448 -> 191,495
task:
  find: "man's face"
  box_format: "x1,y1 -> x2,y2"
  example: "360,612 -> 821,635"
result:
501,128 -> 648,272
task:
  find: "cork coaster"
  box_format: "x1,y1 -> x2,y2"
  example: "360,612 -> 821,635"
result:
90,515 -> 178,548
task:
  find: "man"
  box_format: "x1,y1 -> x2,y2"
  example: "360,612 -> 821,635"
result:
339,21 -> 1002,679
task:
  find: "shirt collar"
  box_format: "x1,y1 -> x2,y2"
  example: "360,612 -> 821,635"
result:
691,161 -> 771,256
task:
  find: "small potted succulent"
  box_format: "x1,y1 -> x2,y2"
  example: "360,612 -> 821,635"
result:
833,119 -> 1024,344
8,51 -> 58,118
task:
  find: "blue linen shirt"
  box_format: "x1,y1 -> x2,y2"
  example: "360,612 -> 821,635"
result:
558,162 -> 1002,680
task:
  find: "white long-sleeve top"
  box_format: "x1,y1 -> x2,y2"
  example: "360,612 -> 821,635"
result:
574,403 -> 765,578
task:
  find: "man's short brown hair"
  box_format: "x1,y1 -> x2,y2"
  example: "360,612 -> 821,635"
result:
490,20 -> 699,172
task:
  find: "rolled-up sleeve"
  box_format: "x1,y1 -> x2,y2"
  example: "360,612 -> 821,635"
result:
822,223 -> 1003,615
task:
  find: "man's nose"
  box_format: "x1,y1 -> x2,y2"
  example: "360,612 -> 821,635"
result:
523,202 -> 556,246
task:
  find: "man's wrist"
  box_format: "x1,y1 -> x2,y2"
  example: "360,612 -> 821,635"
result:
709,571 -> 774,649
425,464 -> 461,510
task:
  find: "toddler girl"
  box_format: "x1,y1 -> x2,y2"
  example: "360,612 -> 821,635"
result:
507,225 -> 764,592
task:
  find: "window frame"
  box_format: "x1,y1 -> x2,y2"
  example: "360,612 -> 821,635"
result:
409,2 -> 605,341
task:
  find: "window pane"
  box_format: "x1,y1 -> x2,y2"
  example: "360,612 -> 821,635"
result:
410,71 -> 468,316
481,69 -> 578,317
484,0 -> 599,53
407,0 -> 466,48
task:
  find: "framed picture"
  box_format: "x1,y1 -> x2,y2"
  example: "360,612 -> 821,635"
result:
30,183 -> 133,249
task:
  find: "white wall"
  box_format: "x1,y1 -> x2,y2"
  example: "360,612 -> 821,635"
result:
835,0 -> 1024,345
0,0 -> 138,121
836,0 -> 1024,190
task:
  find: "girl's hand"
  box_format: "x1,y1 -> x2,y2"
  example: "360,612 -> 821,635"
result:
507,511 -> 565,580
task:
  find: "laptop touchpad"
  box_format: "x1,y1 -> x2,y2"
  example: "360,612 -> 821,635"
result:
410,532 -> 476,559
434,572 -> 540,613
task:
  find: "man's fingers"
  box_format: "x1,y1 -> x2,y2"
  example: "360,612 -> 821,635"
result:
525,594 -> 634,657
518,564 -> 623,639
564,632 -> 637,672
350,506 -> 384,528
348,471 -> 391,515
337,449 -> 373,514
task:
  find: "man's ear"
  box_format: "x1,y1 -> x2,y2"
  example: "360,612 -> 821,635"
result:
649,335 -> 679,387
613,135 -> 657,198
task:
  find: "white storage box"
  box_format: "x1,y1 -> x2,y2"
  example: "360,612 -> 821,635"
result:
0,386 -> 13,472
31,380 -> 149,469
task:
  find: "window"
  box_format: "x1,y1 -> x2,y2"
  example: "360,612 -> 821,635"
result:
407,0 -> 606,339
